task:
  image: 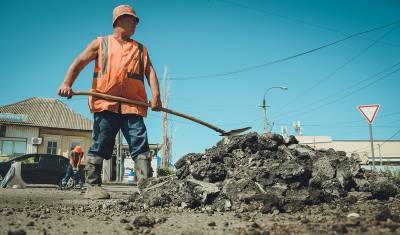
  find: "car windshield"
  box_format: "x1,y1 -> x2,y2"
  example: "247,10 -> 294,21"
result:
21,155 -> 40,164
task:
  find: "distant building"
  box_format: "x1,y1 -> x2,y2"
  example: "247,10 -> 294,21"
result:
296,135 -> 400,165
0,97 -> 92,161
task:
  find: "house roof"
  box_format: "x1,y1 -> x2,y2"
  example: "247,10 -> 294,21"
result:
0,97 -> 92,131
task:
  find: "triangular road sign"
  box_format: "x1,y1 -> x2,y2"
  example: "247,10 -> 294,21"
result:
357,104 -> 380,124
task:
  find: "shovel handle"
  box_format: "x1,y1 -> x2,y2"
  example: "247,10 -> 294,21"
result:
73,91 -> 150,107
159,107 -> 226,134
72,91 -> 227,134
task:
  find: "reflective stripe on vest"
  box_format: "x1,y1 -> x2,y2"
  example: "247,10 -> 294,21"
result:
127,72 -> 143,81
102,36 -> 109,75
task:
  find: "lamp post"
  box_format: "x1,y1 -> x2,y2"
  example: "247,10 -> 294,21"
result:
261,86 -> 288,134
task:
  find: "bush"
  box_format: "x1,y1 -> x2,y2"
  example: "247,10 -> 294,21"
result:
157,167 -> 175,177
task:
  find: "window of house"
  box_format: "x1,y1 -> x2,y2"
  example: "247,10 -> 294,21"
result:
0,139 -> 27,157
14,141 -> 26,156
46,141 -> 58,155
0,126 -> 5,137
1,141 -> 13,156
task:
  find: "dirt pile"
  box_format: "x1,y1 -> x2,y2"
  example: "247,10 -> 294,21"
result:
131,132 -> 400,214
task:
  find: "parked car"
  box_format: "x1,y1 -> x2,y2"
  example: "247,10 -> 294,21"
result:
0,154 -> 69,185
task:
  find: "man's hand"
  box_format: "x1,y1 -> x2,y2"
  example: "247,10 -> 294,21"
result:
150,96 -> 162,111
58,82 -> 73,98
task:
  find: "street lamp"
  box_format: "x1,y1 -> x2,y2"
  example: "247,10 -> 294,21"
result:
260,86 -> 288,134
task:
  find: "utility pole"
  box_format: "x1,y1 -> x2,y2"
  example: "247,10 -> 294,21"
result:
261,86 -> 288,134
168,121 -> 174,167
378,143 -> 382,168
161,66 -> 170,168
261,99 -> 268,134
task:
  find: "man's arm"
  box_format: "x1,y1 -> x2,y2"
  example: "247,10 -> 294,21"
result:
144,50 -> 162,111
58,39 -> 100,98
147,65 -> 162,111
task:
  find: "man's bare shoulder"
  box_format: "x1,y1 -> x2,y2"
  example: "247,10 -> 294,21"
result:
87,37 -> 102,51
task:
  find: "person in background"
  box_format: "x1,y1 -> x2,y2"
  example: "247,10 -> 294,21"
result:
62,146 -> 84,188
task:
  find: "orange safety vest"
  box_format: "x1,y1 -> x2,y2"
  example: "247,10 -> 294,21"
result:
89,35 -> 151,116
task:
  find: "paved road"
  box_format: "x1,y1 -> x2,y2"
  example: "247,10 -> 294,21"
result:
2,185 -> 399,235
0,185 -> 250,235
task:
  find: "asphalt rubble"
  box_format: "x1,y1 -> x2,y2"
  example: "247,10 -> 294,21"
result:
132,132 -> 398,212
127,132 -> 400,233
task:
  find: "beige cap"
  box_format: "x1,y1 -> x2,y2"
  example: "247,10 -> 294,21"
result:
112,5 -> 139,25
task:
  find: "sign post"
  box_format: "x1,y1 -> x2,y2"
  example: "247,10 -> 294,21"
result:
368,123 -> 375,169
357,104 -> 380,170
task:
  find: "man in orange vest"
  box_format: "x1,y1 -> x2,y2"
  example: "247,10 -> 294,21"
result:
62,146 -> 84,189
58,5 -> 161,199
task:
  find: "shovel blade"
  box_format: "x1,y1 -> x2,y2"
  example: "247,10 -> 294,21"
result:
220,127 -> 251,136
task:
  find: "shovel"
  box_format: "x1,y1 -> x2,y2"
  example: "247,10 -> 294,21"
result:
72,91 -> 251,136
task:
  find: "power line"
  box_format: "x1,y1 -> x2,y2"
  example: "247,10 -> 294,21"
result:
378,128 -> 400,146
170,20 -> 400,80
274,112 -> 400,127
169,100 -> 257,109
272,60 -> 400,119
275,66 -> 400,120
379,112 -> 400,119
274,25 -> 399,117
272,63 -> 400,121
215,0 -> 400,48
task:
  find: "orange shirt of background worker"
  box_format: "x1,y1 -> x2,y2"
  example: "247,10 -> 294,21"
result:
70,146 -> 84,169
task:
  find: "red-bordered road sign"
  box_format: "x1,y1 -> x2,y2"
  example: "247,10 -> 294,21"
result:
357,104 -> 380,124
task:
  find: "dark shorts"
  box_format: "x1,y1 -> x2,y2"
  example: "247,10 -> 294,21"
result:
88,111 -> 149,160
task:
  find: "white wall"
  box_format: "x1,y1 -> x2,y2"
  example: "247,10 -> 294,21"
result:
296,135 -> 400,164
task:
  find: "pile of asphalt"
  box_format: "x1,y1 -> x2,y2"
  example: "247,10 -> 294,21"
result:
130,132 -> 400,214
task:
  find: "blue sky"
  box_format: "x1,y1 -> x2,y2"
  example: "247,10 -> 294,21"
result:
1,0 -> 399,162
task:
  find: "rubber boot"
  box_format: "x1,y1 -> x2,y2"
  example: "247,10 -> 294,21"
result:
134,151 -> 153,185
84,155 -> 110,200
